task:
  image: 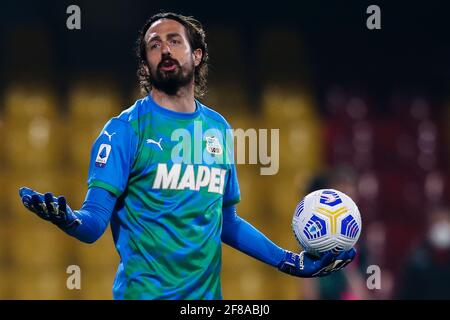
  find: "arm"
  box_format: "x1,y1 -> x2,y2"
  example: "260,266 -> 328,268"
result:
221,205 -> 357,277
221,205 -> 285,267
18,116 -> 137,242
19,186 -> 117,243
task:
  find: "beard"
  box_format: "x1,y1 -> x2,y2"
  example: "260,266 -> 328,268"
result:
148,57 -> 195,96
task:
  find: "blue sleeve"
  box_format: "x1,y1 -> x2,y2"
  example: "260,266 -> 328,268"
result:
221,205 -> 286,267
223,165 -> 240,207
64,187 -> 117,243
223,127 -> 240,206
87,118 -> 137,197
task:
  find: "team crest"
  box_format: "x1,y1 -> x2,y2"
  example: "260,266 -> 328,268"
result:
205,136 -> 222,155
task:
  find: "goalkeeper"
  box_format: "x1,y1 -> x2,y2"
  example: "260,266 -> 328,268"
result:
19,12 -> 355,299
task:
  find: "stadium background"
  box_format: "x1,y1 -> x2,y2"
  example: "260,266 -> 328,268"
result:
1,0 -> 450,299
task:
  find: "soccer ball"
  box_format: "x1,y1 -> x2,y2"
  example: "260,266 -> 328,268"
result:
292,189 -> 362,256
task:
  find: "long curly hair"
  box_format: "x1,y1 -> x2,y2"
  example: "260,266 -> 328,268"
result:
136,12 -> 209,98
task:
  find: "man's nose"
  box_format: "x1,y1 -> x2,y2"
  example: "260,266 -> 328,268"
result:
161,41 -> 171,55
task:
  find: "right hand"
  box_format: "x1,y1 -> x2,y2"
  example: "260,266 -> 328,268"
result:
19,187 -> 81,230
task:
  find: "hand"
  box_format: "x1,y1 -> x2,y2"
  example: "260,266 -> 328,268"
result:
19,187 -> 81,230
278,248 -> 356,278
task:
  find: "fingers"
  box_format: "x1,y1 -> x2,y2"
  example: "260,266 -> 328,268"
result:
44,192 -> 62,224
312,249 -> 357,277
56,196 -> 68,222
58,196 -> 81,228
57,196 -> 67,212
334,248 -> 357,270
30,194 -> 49,220
319,252 -> 337,268
19,187 -> 35,198
19,189 -> 74,228
46,193 -> 70,225
19,187 -> 44,199
21,194 -> 32,209
44,192 -> 56,215
347,247 -> 357,259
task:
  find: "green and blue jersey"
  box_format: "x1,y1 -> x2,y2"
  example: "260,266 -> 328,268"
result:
87,95 -> 240,299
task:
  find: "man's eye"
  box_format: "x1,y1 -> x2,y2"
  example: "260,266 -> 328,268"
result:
150,43 -> 160,49
171,39 -> 180,45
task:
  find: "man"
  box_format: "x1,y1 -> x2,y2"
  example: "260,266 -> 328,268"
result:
397,206 -> 450,299
19,12 -> 355,299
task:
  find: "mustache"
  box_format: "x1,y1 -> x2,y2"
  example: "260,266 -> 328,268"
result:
157,57 -> 181,69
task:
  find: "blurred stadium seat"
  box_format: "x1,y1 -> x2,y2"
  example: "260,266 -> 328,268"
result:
5,169 -> 70,223
75,230 -> 119,270
262,85 -> 323,173
3,84 -> 65,170
0,114 -> 5,169
67,82 -> 121,171
204,80 -> 252,119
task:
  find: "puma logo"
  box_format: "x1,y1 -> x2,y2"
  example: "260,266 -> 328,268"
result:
104,130 -> 116,142
146,137 -> 163,150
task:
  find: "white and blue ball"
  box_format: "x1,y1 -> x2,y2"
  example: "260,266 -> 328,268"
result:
292,189 -> 362,256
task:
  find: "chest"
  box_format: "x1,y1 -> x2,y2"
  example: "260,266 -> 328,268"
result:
131,119 -> 230,196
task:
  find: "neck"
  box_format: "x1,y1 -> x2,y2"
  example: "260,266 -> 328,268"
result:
151,84 -> 196,113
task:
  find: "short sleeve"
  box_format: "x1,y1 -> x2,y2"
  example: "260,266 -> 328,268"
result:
87,118 -> 137,197
223,127 -> 240,207
223,164 -> 241,207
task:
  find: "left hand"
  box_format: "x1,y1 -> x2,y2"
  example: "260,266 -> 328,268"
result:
278,248 -> 356,278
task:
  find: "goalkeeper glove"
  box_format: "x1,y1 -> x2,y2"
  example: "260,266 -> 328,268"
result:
19,187 -> 81,230
278,248 -> 356,277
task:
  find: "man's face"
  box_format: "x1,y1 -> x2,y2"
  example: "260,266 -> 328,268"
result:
144,18 -> 201,95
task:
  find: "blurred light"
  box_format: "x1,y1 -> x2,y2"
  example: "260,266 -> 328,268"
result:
424,171 -> 444,202
410,98 -> 430,120
346,97 -> 368,120
358,172 -> 379,200
28,117 -> 50,147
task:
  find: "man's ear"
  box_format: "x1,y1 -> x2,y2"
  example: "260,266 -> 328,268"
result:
193,49 -> 203,67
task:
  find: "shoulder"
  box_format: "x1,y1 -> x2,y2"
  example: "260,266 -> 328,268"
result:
104,96 -> 150,129
200,102 -> 233,129
115,96 -> 148,124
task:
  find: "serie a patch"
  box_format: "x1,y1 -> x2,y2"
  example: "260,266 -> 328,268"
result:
95,144 -> 112,168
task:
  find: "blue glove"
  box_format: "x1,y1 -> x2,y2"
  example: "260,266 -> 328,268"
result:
278,248 -> 356,277
19,187 -> 81,230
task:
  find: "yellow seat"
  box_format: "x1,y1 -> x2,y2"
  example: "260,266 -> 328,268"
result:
10,266 -> 66,299
0,115 -> 5,169
67,82 -> 121,170
9,219 -> 71,270
0,172 -> 8,219
75,229 -> 119,270
204,81 -> 252,120
262,85 -> 318,124
221,245 -> 268,299
6,169 -> 71,223
3,85 -> 64,170
77,268 -> 116,299
0,222 -> 13,299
